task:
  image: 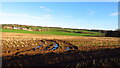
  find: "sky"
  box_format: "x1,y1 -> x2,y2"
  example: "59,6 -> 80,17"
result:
0,2 -> 119,30
0,0 -> 119,2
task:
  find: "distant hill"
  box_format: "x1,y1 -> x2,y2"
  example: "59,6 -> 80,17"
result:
2,24 -> 106,37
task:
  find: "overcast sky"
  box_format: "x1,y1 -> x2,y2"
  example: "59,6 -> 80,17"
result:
0,2 -> 119,30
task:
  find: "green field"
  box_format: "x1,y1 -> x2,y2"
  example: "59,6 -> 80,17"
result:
2,28 -> 104,36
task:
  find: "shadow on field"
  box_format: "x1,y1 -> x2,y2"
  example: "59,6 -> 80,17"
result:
2,47 -> 120,68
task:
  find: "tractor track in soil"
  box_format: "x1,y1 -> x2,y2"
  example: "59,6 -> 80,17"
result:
2,39 -> 79,64
1,32 -> 120,67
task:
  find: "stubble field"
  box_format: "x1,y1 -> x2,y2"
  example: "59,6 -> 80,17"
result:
1,32 -> 120,68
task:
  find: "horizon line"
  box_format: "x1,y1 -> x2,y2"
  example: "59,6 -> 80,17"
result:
2,23 -> 116,31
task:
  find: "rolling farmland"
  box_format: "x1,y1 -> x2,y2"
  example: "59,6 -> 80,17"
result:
1,2 -> 119,68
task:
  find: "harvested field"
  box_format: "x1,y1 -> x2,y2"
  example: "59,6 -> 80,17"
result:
1,32 -> 120,68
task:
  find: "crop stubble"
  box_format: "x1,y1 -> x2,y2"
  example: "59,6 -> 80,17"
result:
1,32 -> 120,67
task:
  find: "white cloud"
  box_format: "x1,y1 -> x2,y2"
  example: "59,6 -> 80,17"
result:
0,12 -> 53,20
110,12 -> 120,16
40,6 -> 46,9
40,5 -> 53,12
1,12 -> 54,26
1,12 -> 29,18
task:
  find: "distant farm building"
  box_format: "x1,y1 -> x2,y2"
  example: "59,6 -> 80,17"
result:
22,28 -> 29,30
3,26 -> 13,29
13,27 -> 22,29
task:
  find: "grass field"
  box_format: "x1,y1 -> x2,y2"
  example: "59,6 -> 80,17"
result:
2,28 -> 104,36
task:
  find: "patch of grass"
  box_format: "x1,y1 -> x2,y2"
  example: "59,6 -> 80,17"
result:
2,28 -> 104,36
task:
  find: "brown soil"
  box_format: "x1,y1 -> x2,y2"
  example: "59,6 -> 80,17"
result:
1,32 -> 120,67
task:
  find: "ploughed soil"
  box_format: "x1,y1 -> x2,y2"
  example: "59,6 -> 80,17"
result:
1,32 -> 120,68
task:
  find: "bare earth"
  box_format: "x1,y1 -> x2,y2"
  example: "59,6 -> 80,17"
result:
2,32 -> 119,55
1,32 -> 120,67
